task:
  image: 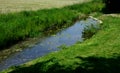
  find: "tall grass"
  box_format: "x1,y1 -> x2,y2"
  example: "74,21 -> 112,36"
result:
0,9 -> 78,49
64,0 -> 104,14
0,0 -> 104,49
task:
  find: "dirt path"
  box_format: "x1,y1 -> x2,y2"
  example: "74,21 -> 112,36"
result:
103,14 -> 120,17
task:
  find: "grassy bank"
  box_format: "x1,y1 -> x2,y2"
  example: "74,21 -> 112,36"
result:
0,8 -> 78,49
2,15 -> 120,73
3,0 -> 120,73
0,0 -> 104,49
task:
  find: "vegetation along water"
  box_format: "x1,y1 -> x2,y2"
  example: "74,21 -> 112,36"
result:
0,0 -> 120,73
0,17 -> 102,71
0,0 -> 103,49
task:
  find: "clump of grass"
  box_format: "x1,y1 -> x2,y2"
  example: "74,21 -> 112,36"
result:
64,0 -> 105,14
82,23 -> 101,40
0,8 -> 78,49
58,44 -> 68,50
0,0 -> 105,49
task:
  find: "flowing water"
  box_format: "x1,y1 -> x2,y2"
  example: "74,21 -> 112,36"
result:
0,17 -> 101,71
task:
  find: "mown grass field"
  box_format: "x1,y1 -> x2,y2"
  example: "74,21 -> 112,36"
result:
0,0 -> 90,13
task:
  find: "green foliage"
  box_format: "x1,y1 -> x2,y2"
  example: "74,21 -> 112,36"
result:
82,23 -> 101,39
0,0 -> 105,49
0,8 -> 78,49
58,44 -> 68,50
2,15 -> 120,73
1,0 -> 120,73
64,0 -> 105,14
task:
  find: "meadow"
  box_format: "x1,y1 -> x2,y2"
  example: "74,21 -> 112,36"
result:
1,0 -> 120,73
0,0 -> 89,13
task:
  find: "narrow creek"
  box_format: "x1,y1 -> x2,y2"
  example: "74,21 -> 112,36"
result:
0,17 -> 102,71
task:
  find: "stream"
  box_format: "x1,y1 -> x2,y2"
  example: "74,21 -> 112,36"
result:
0,17 -> 102,71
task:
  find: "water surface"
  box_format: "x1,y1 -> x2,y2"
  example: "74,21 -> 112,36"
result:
0,17 -> 101,71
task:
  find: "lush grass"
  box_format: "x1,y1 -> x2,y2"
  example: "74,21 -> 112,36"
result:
0,0 -> 104,49
2,15 -> 120,73
0,9 -> 78,49
1,1 -> 120,73
64,0 -> 104,14
2,0 -> 120,73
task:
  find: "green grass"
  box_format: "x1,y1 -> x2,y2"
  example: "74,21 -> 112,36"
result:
64,0 -> 104,14
2,0 -> 120,73
2,15 -> 120,73
0,9 -> 78,49
0,0 -> 104,49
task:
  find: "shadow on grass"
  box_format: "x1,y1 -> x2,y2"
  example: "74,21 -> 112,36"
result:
75,56 -> 120,73
9,55 -> 120,73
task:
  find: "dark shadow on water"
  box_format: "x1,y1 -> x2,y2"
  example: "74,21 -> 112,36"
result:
9,55 -> 120,73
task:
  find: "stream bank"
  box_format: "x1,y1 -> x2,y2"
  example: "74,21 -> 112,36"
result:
0,17 -> 102,71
